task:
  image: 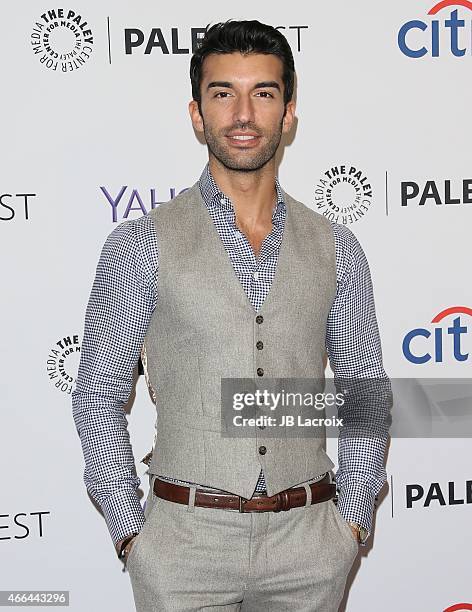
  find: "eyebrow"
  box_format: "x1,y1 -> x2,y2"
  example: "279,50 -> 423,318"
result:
207,80 -> 281,91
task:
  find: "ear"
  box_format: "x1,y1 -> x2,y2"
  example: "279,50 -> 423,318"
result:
188,100 -> 204,133
281,100 -> 296,134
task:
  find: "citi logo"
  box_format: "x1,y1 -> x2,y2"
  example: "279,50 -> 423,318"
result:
398,0 -> 472,57
402,306 -> 472,364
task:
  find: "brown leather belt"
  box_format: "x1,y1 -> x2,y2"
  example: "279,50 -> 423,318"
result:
153,474 -> 335,512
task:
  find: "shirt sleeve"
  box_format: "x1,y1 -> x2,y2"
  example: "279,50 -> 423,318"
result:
71,214 -> 158,547
326,223 -> 392,537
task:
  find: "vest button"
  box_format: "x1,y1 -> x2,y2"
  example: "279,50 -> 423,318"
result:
255,315 -> 263,324
256,341 -> 263,350
259,446 -> 267,455
257,367 -> 264,376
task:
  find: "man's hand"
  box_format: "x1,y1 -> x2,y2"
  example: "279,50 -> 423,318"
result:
348,524 -> 360,544
122,535 -> 137,561
116,533 -> 138,560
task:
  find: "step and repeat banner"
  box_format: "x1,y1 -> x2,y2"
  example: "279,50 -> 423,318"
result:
1,1 -> 471,610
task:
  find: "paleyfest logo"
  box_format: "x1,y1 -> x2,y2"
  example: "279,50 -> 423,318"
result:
124,25 -> 309,56
398,0 -> 472,57
403,306 -> 472,364
1,193 -> 37,222
401,177 -> 472,206
31,8 -> 93,72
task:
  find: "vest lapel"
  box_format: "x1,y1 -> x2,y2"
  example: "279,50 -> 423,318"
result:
190,183 -> 291,316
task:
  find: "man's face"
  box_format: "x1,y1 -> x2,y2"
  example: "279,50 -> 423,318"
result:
189,52 -> 295,172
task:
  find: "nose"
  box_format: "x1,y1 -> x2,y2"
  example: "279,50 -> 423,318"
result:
233,94 -> 255,126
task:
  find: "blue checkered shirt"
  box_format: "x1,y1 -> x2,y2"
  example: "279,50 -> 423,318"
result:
72,164 -> 390,547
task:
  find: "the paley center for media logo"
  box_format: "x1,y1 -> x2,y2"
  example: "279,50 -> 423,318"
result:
398,0 -> 472,57
46,334 -> 81,394
314,165 -> 373,224
30,8 -> 94,72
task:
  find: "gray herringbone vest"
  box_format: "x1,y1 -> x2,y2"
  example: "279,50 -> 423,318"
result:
144,182 -> 336,499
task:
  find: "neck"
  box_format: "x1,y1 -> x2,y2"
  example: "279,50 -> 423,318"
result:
208,156 -> 277,229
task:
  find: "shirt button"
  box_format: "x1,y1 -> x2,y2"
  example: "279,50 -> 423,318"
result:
256,315 -> 263,324
253,271 -> 259,280
259,446 -> 267,455
220,198 -> 225,205
256,341 -> 263,350
257,367 -> 264,376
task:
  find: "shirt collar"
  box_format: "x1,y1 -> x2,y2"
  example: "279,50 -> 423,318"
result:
198,163 -> 286,221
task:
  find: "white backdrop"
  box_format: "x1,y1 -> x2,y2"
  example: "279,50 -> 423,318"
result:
2,1 -> 471,611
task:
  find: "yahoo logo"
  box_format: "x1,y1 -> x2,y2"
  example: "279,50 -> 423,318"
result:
398,0 -> 472,57
402,306 -> 472,364
100,185 -> 189,222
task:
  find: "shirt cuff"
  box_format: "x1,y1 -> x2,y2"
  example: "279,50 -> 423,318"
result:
100,489 -> 146,548
335,480 -> 376,536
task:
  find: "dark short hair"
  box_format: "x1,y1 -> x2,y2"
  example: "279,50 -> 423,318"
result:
190,20 -> 295,110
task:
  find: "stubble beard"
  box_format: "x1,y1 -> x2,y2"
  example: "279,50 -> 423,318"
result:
203,119 -> 284,173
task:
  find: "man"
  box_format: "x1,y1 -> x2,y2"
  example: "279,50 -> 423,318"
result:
72,20 -> 391,611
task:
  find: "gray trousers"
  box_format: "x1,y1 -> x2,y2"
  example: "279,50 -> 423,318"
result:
126,476 -> 358,611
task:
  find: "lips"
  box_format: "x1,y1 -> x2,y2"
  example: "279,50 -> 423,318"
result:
226,132 -> 261,147
230,135 -> 257,141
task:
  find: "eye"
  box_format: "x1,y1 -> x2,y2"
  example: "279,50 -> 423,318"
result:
214,91 -> 232,98
255,91 -> 274,98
